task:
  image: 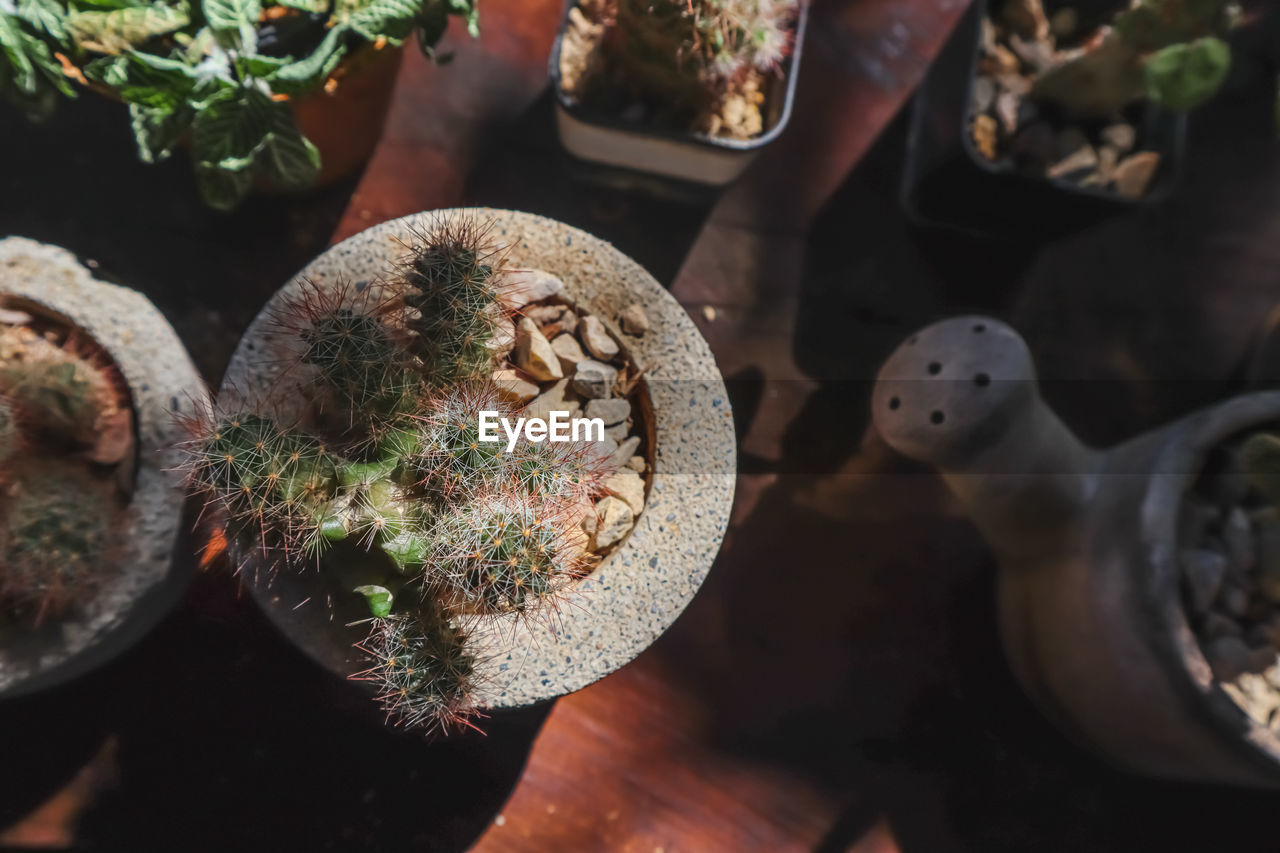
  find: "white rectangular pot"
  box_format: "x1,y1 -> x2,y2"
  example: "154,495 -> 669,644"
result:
549,1 -> 810,186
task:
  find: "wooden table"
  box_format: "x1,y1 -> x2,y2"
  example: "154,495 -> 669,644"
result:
4,0 -> 1280,849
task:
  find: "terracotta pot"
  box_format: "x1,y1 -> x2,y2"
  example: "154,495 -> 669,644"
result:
873,315 -> 1280,786
290,44 -> 404,187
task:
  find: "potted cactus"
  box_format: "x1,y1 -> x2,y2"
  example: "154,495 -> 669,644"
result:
0,237 -> 203,699
551,0 -> 810,185
902,0 -> 1261,234
185,208 -> 735,731
0,0 -> 480,210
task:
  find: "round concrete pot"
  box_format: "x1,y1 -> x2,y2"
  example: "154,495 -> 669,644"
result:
873,315 -> 1280,787
0,237 -> 205,700
221,208 -> 736,711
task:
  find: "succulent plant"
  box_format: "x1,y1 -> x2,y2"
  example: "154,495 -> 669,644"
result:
578,0 -> 798,136
1,0 -> 481,209
0,326 -> 115,449
183,215 -> 613,730
0,464 -> 113,622
1031,0 -> 1239,118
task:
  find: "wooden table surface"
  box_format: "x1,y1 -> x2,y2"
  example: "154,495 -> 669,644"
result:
4,0 -> 1280,850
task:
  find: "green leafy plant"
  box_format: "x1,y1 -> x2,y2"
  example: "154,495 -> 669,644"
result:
1,0 -> 480,209
182,215 -> 613,732
1030,0 -> 1239,118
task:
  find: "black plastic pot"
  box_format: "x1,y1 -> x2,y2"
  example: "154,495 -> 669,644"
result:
900,0 -> 1188,238
549,0 -> 809,188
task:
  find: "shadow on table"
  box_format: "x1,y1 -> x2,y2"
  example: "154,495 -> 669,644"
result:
646,72 -> 1280,852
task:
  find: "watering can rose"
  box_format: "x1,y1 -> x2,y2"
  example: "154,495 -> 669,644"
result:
478,410 -> 606,453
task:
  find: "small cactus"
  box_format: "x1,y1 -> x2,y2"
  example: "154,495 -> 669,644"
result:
357,605 -> 481,732
184,215 -> 618,731
0,325 -> 116,449
1030,0 -> 1237,118
606,0 -> 799,132
0,465 -> 112,622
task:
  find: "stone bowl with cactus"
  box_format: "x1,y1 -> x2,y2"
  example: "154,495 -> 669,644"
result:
0,0 -> 480,209
191,208 -> 735,733
552,0 -> 810,184
0,237 -> 204,699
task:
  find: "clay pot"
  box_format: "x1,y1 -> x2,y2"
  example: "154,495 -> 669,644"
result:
873,315 -> 1280,786
220,208 -> 736,716
0,238 -> 204,700
288,44 -> 403,187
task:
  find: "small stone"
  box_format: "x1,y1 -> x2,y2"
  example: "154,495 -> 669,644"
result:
972,76 -> 997,114
995,91 -> 1020,135
524,378 -> 569,423
1179,498 -> 1220,549
1008,33 -> 1055,73
594,496 -> 634,549
979,44 -> 1020,77
1254,511 -> 1280,602
1203,611 -> 1244,640
1223,671 -> 1280,725
1049,7 -> 1077,38
1206,636 -> 1256,681
487,320 -> 516,359
585,397 -> 630,426
701,305 -> 717,323
500,269 -> 564,309
1112,152 -> 1161,199
579,315 -> 620,361
514,317 -> 563,381
556,309 -> 579,335
1224,507 -> 1256,574
524,304 -> 567,327
1096,145 -> 1119,181
972,114 -> 998,160
619,304 -> 650,337
605,422 -> 628,442
1100,123 -> 1136,153
1221,583 -> 1250,618
1001,0 -> 1049,41
626,455 -> 645,473
1182,549 -> 1227,613
1046,145 -> 1098,180
611,436 -> 640,469
604,468 -> 645,515
573,359 -> 617,399
492,368 -> 539,404
550,333 -> 586,373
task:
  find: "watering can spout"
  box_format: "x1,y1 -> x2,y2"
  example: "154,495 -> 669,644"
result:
872,316 -> 1099,562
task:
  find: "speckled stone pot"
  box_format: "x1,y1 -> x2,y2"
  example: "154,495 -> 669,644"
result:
222,209 -> 736,709
0,237 -> 205,699
873,315 -> 1280,786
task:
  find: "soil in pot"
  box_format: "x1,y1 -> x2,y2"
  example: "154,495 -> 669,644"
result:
188,215 -> 660,734
0,304 -> 135,674
558,0 -> 802,141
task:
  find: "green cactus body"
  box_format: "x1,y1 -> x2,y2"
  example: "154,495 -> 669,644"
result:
186,215 -> 617,730
0,327 -> 115,448
360,607 -> 479,731
0,469 -> 112,620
